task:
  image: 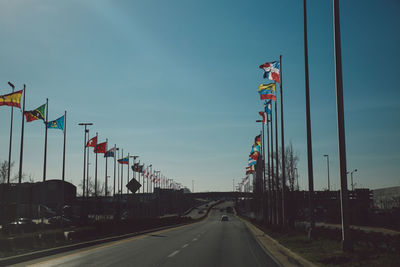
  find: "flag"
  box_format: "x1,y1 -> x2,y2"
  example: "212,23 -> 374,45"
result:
86,136 -> 97,147
94,142 -> 107,153
246,165 -> 255,175
0,90 -> 23,108
254,134 -> 261,147
264,100 -> 272,115
104,147 -> 116,158
118,157 -> 129,165
250,151 -> 259,160
24,103 -> 46,122
259,111 -> 267,124
248,157 -> 257,166
259,90 -> 276,101
259,61 -> 280,83
47,115 -> 64,130
258,83 -> 276,92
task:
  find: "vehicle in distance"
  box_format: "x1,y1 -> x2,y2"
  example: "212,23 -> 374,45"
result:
221,215 -> 229,221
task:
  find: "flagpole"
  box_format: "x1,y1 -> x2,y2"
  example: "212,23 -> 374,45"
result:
105,138 -> 108,196
113,144 -> 116,196
127,153 -> 130,194
275,98 -> 280,226
303,0 -> 315,238
270,107 -> 275,224
117,148 -> 120,194
333,0 -> 352,251
121,149 -> 123,195
7,84 -> 15,184
62,111 -> 67,181
86,130 -> 90,197
95,132 -> 98,197
18,84 -> 26,184
279,55 -> 286,226
267,112 -> 272,224
43,98 -> 49,181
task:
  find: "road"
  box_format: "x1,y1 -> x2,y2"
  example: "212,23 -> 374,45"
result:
11,201 -> 279,267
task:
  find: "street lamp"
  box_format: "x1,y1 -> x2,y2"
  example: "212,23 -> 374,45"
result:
350,169 -> 357,191
323,155 -> 330,191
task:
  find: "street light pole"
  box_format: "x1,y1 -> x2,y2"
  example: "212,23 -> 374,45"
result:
324,155 -> 330,191
78,123 -> 93,197
350,169 -> 357,191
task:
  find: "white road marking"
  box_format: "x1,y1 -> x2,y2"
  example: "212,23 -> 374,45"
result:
168,250 -> 180,258
182,244 -> 189,248
192,238 -> 197,242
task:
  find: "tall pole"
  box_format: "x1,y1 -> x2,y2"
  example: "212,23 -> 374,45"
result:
274,99 -> 280,225
79,123 -> 93,196
62,111 -> 67,181
95,132 -> 98,197
105,139 -> 108,196
267,112 -> 272,224
86,131 -> 90,197
18,85 -> 26,184
113,145 -> 116,196
7,83 -> 15,184
279,55 -> 286,225
127,153 -> 130,194
270,106 -> 276,224
303,0 -> 315,238
117,148 -> 120,194
324,155 -> 330,190
333,0 -> 352,252
43,98 -> 49,181
120,149 -> 123,195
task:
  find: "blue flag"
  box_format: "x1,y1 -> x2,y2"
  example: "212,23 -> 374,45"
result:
47,115 -> 64,130
264,100 -> 272,115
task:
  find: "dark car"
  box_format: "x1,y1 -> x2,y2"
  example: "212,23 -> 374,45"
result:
4,217 -> 35,234
221,215 -> 229,221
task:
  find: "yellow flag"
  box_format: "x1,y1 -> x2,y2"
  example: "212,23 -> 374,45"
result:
0,90 -> 23,108
258,83 -> 276,92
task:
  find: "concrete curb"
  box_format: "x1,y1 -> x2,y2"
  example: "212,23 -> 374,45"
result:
0,202 -> 223,266
239,217 -> 318,267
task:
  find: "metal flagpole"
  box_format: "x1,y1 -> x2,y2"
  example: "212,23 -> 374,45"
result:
274,97 -> 280,226
113,144 -> 116,196
303,0 -> 315,238
121,149 -> 123,195
333,0 -> 352,251
270,106 -> 276,224
105,139 -> 108,196
7,82 -> 15,184
95,132 -> 98,197
117,148 -> 120,194
127,153 -> 130,194
18,84 -> 26,184
62,111 -> 67,181
43,98 -> 49,181
279,55 -> 286,226
266,111 -> 272,224
86,131 -> 90,198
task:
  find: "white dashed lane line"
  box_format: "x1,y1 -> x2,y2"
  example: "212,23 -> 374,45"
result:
192,238 -> 197,242
182,244 -> 189,248
168,250 -> 180,258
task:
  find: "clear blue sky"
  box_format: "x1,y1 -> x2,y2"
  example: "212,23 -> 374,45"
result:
0,0 -> 399,192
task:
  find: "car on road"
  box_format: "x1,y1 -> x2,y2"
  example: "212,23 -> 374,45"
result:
221,215 -> 229,221
3,217 -> 35,234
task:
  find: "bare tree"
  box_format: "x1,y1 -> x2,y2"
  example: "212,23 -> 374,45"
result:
0,160 -> 14,183
79,177 -> 105,196
270,142 -> 299,191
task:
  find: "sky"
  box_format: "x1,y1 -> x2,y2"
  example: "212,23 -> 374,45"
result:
0,0 -> 399,193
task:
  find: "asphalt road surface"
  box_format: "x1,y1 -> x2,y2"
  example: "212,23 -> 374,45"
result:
11,201 -> 278,267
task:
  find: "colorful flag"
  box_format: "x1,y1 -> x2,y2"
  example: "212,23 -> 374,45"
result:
104,147 -> 116,158
246,165 -> 255,175
264,100 -> 272,115
0,90 -> 23,108
86,136 -> 97,147
47,115 -> 64,130
94,142 -> 107,153
254,134 -> 261,147
24,104 -> 46,122
259,111 -> 267,124
259,61 -> 280,83
118,157 -> 129,165
248,157 -> 257,166
258,83 -> 276,92
259,90 -> 277,101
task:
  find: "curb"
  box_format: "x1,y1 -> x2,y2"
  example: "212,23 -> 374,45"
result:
0,202 -> 222,266
238,217 -> 317,267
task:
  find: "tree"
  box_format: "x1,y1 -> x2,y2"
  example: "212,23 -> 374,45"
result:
0,160 -> 14,183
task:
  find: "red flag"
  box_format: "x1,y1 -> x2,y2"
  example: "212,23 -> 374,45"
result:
94,142 -> 107,153
258,112 -> 267,124
86,136 -> 97,147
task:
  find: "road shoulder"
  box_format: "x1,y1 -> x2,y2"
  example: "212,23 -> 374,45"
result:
239,217 -> 317,267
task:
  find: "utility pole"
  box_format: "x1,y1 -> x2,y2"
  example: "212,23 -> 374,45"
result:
324,155 -> 330,190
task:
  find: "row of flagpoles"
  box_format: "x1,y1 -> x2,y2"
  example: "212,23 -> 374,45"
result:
0,82 -> 183,197
0,83 -> 67,184
241,57 -> 286,226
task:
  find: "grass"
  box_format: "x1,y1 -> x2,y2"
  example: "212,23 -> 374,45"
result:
257,223 -> 400,267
